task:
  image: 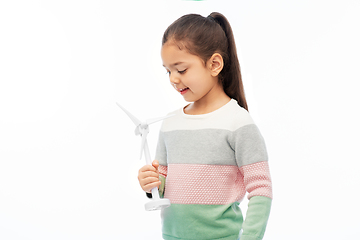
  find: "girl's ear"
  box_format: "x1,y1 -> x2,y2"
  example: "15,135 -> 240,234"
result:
208,53 -> 224,77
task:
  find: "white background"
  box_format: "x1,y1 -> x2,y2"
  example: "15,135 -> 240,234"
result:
1,0 -> 359,239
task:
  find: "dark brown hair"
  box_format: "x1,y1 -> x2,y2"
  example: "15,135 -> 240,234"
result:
162,12 -> 248,111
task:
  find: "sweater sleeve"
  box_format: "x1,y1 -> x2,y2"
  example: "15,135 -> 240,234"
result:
155,130 -> 168,198
158,167 -> 167,198
146,173 -> 166,199
155,131 -> 167,168
238,161 -> 272,239
231,124 -> 273,239
241,196 -> 272,240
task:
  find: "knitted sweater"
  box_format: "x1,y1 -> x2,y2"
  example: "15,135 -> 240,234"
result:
155,99 -> 272,240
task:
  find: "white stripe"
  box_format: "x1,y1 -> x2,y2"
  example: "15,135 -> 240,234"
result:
161,99 -> 254,132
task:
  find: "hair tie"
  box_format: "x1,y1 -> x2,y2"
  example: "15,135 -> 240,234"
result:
207,15 -> 216,22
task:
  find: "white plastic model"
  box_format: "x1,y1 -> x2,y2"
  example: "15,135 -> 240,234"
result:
116,103 -> 171,211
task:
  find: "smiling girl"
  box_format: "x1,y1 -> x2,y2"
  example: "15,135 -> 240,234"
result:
138,12 -> 272,240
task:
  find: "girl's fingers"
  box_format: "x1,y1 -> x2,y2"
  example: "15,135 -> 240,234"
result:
141,180 -> 161,192
140,178 -> 161,187
139,164 -> 157,174
138,170 -> 159,179
138,162 -> 161,192
152,160 -> 159,169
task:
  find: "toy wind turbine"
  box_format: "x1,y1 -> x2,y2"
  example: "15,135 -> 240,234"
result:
116,102 -> 171,211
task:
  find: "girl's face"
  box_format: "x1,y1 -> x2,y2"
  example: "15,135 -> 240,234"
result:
161,42 -> 223,105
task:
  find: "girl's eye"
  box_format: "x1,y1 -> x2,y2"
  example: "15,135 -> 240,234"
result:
178,69 -> 187,74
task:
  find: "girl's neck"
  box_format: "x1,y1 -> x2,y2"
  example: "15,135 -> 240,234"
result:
184,90 -> 231,115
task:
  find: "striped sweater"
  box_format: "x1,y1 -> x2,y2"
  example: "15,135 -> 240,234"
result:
155,99 -> 272,240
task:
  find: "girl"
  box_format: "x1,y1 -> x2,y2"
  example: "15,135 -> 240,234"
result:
138,12 -> 272,240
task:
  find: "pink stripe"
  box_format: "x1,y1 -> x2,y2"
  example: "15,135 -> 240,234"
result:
239,161 -> 272,199
158,165 -> 168,178
164,164 -> 246,205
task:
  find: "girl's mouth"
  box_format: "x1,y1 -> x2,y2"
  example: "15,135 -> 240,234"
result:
179,87 -> 189,95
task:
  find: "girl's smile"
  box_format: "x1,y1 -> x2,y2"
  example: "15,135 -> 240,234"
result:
178,87 -> 189,95
172,82 -> 189,95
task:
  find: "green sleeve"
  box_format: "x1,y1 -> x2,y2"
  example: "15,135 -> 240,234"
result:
159,175 -> 166,198
241,196 -> 272,240
145,175 -> 166,199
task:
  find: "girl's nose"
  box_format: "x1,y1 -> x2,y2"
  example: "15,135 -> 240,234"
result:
170,74 -> 180,85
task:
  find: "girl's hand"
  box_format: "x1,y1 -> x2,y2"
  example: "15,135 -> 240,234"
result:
138,160 -> 162,193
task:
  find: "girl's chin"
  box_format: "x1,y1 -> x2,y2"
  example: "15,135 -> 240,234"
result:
182,95 -> 199,103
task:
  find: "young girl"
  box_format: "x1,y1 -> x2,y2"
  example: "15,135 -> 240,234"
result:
138,12 -> 272,240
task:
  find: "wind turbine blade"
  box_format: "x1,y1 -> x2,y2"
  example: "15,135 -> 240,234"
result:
116,102 -> 141,126
140,131 -> 147,160
147,114 -> 175,125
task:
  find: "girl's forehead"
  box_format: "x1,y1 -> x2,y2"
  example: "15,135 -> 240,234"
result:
162,41 -> 184,54
161,42 -> 196,64
163,38 -> 186,49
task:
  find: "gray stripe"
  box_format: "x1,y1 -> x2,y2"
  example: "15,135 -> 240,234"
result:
156,124 -> 267,167
156,131 -> 167,166
229,124 -> 268,167
162,129 -> 237,166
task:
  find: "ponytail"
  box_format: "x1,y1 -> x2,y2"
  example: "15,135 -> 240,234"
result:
208,12 -> 248,111
162,12 -> 248,111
